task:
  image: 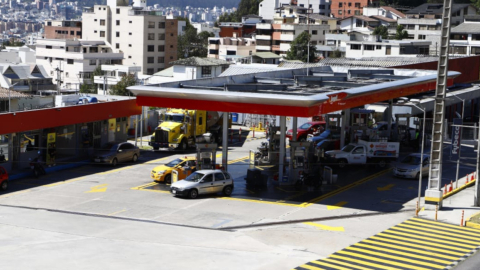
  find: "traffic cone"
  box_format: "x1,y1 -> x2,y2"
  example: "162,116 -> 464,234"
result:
449,180 -> 453,192
466,174 -> 469,184
444,184 -> 447,195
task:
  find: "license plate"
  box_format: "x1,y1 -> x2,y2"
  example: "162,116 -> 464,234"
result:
95,159 -> 100,162
172,190 -> 176,194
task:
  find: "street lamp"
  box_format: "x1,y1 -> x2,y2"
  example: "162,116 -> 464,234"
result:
409,99 -> 426,214
8,82 -> 18,113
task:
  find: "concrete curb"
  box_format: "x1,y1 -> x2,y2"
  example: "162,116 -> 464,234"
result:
442,179 -> 477,200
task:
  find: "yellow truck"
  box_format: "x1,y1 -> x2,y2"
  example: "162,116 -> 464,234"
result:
149,109 -> 227,151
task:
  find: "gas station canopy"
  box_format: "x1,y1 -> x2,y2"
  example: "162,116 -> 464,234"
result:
129,67 -> 460,117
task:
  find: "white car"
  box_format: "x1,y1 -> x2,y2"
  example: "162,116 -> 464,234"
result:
170,169 -> 234,199
393,153 -> 430,179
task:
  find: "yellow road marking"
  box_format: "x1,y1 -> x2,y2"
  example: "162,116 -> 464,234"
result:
228,156 -> 249,164
353,243 -> 451,264
376,233 -> 471,253
329,254 -> 402,270
384,229 -> 478,249
389,226 -> 480,246
322,258 -> 372,270
399,222 -> 480,239
310,260 -> 350,270
362,238 -> 460,260
327,201 -> 348,210
107,209 -> 126,216
377,183 -> 395,191
298,264 -> 325,270
336,250 -> 430,270
412,217 -> 480,233
304,222 -> 345,232
85,184 -> 108,193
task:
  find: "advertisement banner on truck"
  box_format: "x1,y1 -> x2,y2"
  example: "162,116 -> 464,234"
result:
451,118 -> 463,161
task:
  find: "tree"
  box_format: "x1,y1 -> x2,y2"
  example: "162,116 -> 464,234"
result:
217,0 -> 262,23
80,83 -> 95,94
394,25 -> 409,40
329,49 -> 343,58
177,17 -> 214,58
285,32 -> 317,63
109,74 -> 136,96
372,25 -> 389,39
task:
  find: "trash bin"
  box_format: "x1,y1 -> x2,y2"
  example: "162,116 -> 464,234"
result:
232,113 -> 238,123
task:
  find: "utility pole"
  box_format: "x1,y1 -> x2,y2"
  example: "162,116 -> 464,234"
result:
307,0 -> 310,75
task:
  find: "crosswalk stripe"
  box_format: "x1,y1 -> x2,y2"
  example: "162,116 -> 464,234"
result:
353,243 -> 451,264
310,260 -> 351,270
376,232 -> 471,253
412,217 -> 480,233
384,229 -> 479,249
405,219 -> 480,238
344,246 -> 444,269
329,254 -> 402,270
362,238 -> 460,260
322,258 -> 373,270
388,227 -> 480,246
336,250 -> 432,270
396,223 -> 480,241
298,264 -> 326,270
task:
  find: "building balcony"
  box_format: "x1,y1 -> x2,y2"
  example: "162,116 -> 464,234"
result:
256,35 -> 271,40
271,45 -> 280,51
280,24 -> 295,30
256,45 -> 271,51
256,23 -> 272,30
280,34 -> 294,41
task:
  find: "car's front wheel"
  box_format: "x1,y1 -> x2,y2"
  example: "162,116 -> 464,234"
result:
188,189 -> 198,199
223,186 -> 233,196
132,154 -> 138,162
0,180 -> 7,191
111,158 -> 118,167
164,174 -> 171,184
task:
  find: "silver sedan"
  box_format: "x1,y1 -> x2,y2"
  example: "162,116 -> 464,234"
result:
92,142 -> 140,166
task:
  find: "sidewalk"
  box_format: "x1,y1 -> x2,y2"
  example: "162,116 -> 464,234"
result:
418,172 -> 480,229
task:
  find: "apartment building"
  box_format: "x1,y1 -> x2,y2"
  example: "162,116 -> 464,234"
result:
346,40 -> 431,58
44,20 -> 82,40
405,3 -> 477,26
450,15 -> 480,56
36,39 -> 123,90
330,0 -> 380,18
259,0 -> 332,20
207,37 -> 256,61
82,0 -> 178,75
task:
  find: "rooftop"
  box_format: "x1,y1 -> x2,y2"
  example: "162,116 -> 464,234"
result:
451,22 -> 480,34
340,15 -> 379,23
380,6 -> 406,18
406,3 -> 474,15
169,57 -> 231,67
0,88 -> 31,100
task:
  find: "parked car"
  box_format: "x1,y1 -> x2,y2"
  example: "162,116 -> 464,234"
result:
393,153 -> 430,179
151,156 -> 197,184
170,169 -> 234,199
286,121 -> 326,141
93,142 -> 140,166
307,129 -> 341,145
0,166 -> 8,191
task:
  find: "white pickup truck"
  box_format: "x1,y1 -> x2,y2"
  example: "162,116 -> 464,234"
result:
325,140 -> 400,168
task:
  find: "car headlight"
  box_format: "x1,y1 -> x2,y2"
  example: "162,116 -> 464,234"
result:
157,170 -> 165,175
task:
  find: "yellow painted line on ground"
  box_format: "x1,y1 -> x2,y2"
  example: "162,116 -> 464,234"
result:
384,229 -> 479,249
399,221 -> 480,239
130,182 -> 157,190
389,226 -> 480,245
336,250 -> 430,270
362,238 -> 460,260
376,232 -> 471,253
466,221 -> 480,230
377,183 -> 395,191
329,254 -> 402,270
107,209 -> 126,216
85,184 -> 108,193
228,156 -> 249,164
309,260 -> 350,270
299,168 -> 392,208
412,217 -> 480,233
345,246 -> 443,269
327,201 -> 348,210
304,222 -> 345,232
353,242 -> 451,265
297,264 -> 325,270
322,258 -> 372,270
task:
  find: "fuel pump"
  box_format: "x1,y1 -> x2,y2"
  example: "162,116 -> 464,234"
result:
289,141 -> 311,182
256,125 -> 281,165
196,143 -> 217,170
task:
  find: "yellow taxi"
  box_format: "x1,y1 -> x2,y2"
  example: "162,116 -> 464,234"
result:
151,156 -> 197,184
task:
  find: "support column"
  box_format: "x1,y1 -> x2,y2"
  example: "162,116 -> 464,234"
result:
289,117 -> 298,180
387,99 -> 393,140
134,115 -> 138,147
222,112 -> 228,171
279,116 -> 286,184
140,107 -> 143,148
340,109 -> 350,148
475,118 -> 480,206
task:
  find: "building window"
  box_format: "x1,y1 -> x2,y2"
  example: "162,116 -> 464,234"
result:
355,3 -> 360,8
419,47 -> 429,55
170,45 -> 173,48
364,45 -> 374,50
100,19 -> 105,26
147,57 -> 154,63
171,21 -> 174,25
116,20 -> 120,26
201,66 -> 212,77
339,2 -> 343,7
116,8 -> 120,14
67,59 -> 74,64
129,21 -> 132,23
116,32 -> 120,37
427,25 -> 438,30
348,2 -> 351,6
419,25 -> 427,30
158,57 -> 164,63
418,34 -> 426,40
129,44 -> 132,47
46,45 -> 52,49
158,33 -> 165,40
354,10 -> 360,15
350,44 -> 361,50
148,45 -> 154,52
159,22 -> 165,28
319,4 -> 325,9
148,21 -> 155,28
376,45 -> 382,49
312,30 -> 318,35
356,20 -> 363,27
170,33 -> 174,37
148,33 -> 155,40
129,32 -> 132,35
89,59 -> 96,65
158,45 -> 164,52
74,47 -> 80,52
94,30 -> 97,33
116,43 -> 119,49
147,68 -> 154,75
170,56 -> 173,59
100,31 -> 105,37
338,10 -> 342,15
348,10 -> 351,14
128,56 -> 132,58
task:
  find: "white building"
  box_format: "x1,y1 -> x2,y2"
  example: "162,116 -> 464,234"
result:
191,22 -> 219,36
207,37 -> 256,61
0,63 -> 54,94
345,40 -> 431,58
0,46 -> 36,64
450,15 -> 480,56
259,0 -> 331,20
35,39 -> 123,90
93,64 -> 141,95
363,6 -> 405,20
82,0 -> 178,75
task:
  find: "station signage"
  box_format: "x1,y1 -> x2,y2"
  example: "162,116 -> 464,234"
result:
451,118 -> 463,160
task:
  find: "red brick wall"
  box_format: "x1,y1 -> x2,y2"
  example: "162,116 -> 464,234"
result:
165,19 -> 178,68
